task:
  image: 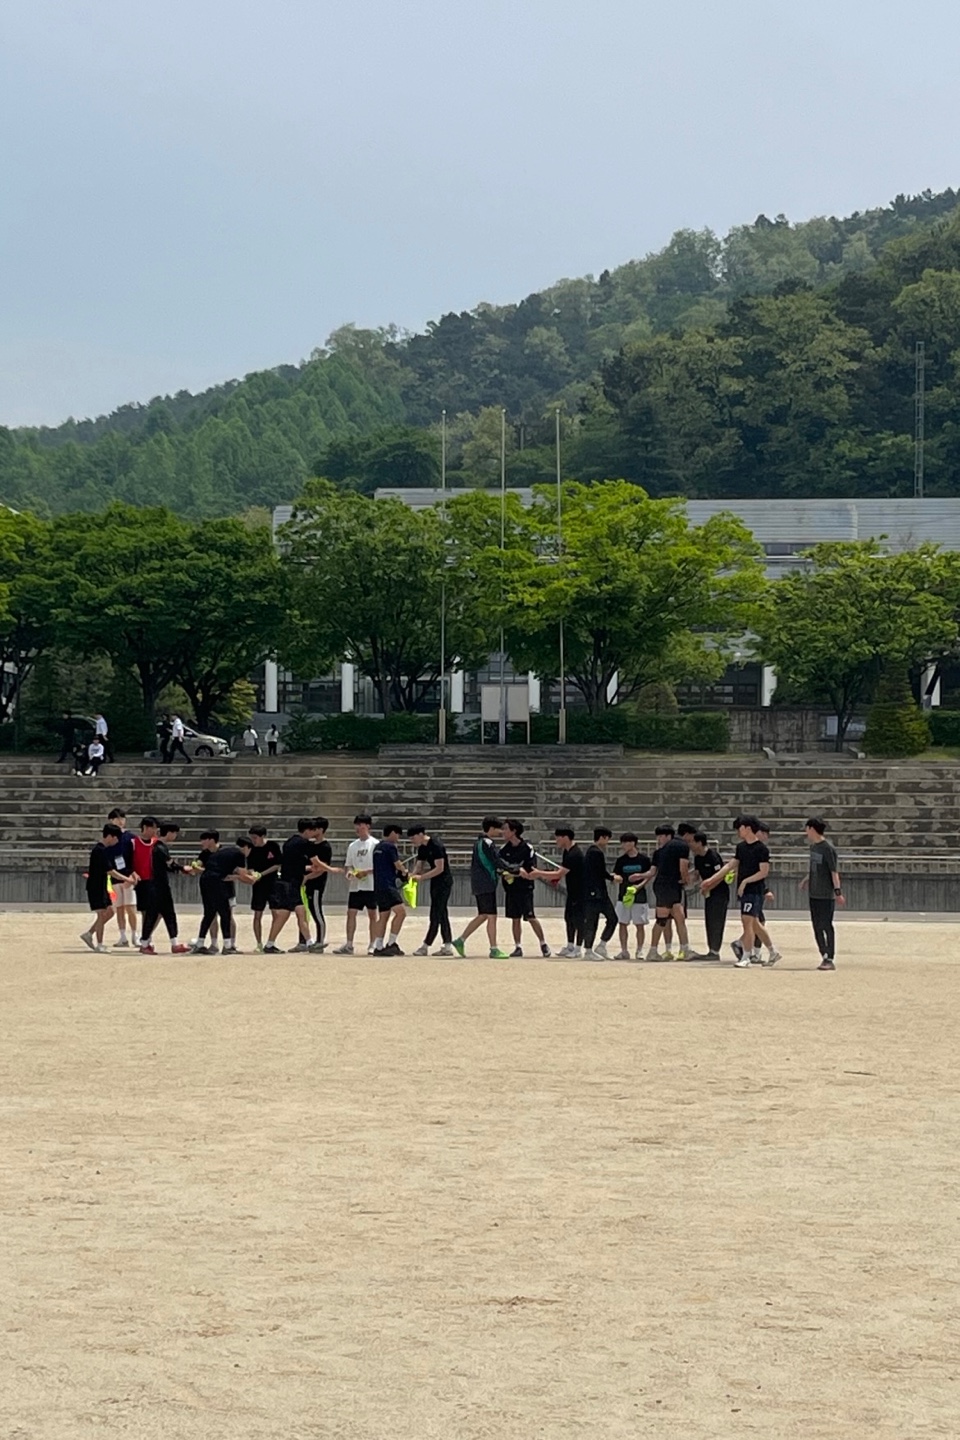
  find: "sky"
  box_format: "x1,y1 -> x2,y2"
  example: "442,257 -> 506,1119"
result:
2,0 -> 960,427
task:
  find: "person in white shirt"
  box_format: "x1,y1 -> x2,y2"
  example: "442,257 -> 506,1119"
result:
94,713 -> 114,762
266,724 -> 280,757
333,813 -> 379,954
87,738 -> 105,776
167,714 -> 192,765
242,724 -> 261,755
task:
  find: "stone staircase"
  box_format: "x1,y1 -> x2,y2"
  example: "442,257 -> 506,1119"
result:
2,749 -> 960,906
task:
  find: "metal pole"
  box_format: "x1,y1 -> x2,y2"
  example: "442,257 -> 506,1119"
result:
438,409 -> 447,746
498,407 -> 507,746
556,407 -> 567,745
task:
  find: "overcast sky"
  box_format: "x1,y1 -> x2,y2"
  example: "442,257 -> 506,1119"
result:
2,0 -> 959,426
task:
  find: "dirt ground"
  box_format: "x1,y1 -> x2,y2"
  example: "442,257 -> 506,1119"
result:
2,909 -> 958,1440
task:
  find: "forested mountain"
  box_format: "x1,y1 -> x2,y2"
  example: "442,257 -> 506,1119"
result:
3,187 -> 960,515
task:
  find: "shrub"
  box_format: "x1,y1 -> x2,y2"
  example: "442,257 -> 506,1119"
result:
281,711 -> 435,752
863,672 -> 930,757
928,711 -> 960,746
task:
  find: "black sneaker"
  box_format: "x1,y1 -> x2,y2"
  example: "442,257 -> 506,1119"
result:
510,945 -> 523,958
382,942 -> 404,956
817,958 -> 836,971
730,939 -> 744,962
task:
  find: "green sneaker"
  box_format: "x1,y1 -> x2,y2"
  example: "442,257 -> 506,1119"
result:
452,937 -> 465,957
489,947 -> 509,959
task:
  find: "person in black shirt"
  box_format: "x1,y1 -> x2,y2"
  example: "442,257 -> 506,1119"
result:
499,819 -> 551,958
408,825 -> 454,955
689,831 -> 729,960
371,823 -> 408,955
190,831 -> 253,954
648,825 -> 692,960
529,827 -> 585,957
581,826 -> 619,960
303,816 -> 341,952
264,819 -> 319,953
246,824 -> 283,952
612,833 -> 655,959
730,816 -> 772,968
80,824 -> 132,952
800,817 -> 844,971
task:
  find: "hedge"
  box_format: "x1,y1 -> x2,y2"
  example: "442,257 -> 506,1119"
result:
928,711 -> 960,746
282,708 -> 729,752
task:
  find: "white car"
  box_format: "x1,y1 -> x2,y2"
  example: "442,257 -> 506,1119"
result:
146,725 -> 233,760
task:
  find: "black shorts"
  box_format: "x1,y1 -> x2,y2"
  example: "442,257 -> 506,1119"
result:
503,883 -> 535,920
251,878 -> 274,911
86,884 -> 110,912
474,891 -> 498,916
348,891 -> 377,911
269,880 -> 301,912
654,883 -> 683,910
375,886 -> 403,912
740,890 -> 765,917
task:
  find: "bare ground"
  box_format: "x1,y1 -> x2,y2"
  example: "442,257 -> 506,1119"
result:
1,911 -> 958,1439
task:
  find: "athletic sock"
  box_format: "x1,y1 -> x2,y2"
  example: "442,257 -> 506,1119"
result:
373,938 -> 384,951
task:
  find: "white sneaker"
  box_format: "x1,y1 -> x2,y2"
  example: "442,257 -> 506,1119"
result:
615,948 -> 630,960
434,944 -> 455,956
645,947 -> 661,962
594,941 -> 609,960
80,931 -> 95,951
366,944 -> 376,955
763,949 -> 782,967
333,943 -> 354,954
635,946 -> 644,961
555,944 -> 573,957
734,952 -> 753,968
413,944 -> 428,955
582,948 -> 601,961
113,938 -> 130,948
571,945 -> 583,958
94,943 -> 108,953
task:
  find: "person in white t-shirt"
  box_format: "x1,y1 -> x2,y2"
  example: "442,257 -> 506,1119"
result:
167,714 -> 192,765
94,713 -> 114,763
242,724 -> 261,755
333,812 -> 379,954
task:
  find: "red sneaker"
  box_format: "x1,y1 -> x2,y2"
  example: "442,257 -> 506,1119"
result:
139,944 -> 157,956
170,943 -> 190,954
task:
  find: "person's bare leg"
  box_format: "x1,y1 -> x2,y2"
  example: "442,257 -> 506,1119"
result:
512,917 -> 522,946
460,914 -> 487,943
389,906 -> 405,940
635,923 -> 645,953
345,906 -> 358,944
527,916 -> 546,945
267,909 -> 290,944
485,915 -> 498,948
253,910 -> 263,946
93,906 -> 113,944
619,922 -> 629,952
671,904 -> 689,948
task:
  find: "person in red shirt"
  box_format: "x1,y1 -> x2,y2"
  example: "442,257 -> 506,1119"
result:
131,817 -> 161,952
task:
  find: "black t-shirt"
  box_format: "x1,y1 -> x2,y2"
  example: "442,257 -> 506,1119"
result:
499,838 -> 535,892
808,839 -> 839,899
583,843 -> 613,899
280,833 -> 315,885
561,844 -> 585,903
735,839 -> 770,895
654,838 -> 689,888
249,840 -> 282,880
87,841 -> 114,890
305,839 -> 332,895
151,838 -> 179,890
694,848 -> 729,903
201,845 -> 246,883
417,835 -> 449,886
613,851 -> 652,901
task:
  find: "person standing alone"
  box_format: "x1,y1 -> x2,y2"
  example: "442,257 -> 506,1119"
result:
800,818 -> 844,971
167,714 -> 192,764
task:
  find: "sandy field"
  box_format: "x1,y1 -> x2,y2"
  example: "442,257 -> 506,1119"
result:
2,909 -> 958,1440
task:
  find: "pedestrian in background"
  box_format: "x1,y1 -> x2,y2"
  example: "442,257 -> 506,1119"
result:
94,712 -> 114,763
167,714 -> 192,765
242,723 -> 261,756
266,723 -> 280,757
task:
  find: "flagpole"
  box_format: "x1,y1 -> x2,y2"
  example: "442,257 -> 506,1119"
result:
498,407 -> 507,746
556,407 -> 567,745
439,409 -> 447,747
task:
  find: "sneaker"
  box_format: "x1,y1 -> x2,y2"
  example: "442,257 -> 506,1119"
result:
190,943 -> 212,955
582,948 -> 604,961
333,943 -> 354,955
571,945 -> 583,958
645,947 -> 661,962
555,944 -> 574,958
113,938 -> 130,948
731,939 -> 744,962
171,943 -> 190,954
615,948 -> 630,961
94,944 -> 108,953
510,945 -> 523,958
678,945 -> 694,961
734,952 -> 753,968
750,951 -> 764,965
207,945 -> 220,955
452,937 -> 466,957
308,941 -> 326,953
594,941 -> 609,960
263,943 -> 284,954
255,942 -> 265,954
80,931 -> 95,951
222,943 -> 238,954
662,950 -> 675,962
540,943 -> 552,957
435,944 -> 455,956
817,959 -> 836,971
138,944 -> 157,956
635,946 -> 644,961
412,944 -> 429,955
763,949 -> 782,968
291,941 -> 309,953
366,945 -> 377,956
489,947 -> 509,959
382,942 -> 404,956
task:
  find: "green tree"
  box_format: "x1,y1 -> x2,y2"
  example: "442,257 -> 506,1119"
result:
449,482 -> 765,713
754,543 -> 958,747
281,482 -> 488,714
0,510 -> 54,724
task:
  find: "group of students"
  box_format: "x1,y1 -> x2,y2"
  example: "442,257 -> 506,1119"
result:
81,806 -> 844,970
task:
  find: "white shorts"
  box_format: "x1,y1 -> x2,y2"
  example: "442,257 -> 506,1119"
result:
616,901 -> 649,926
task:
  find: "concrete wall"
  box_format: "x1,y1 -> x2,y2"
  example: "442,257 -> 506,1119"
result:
727,708 -> 834,753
